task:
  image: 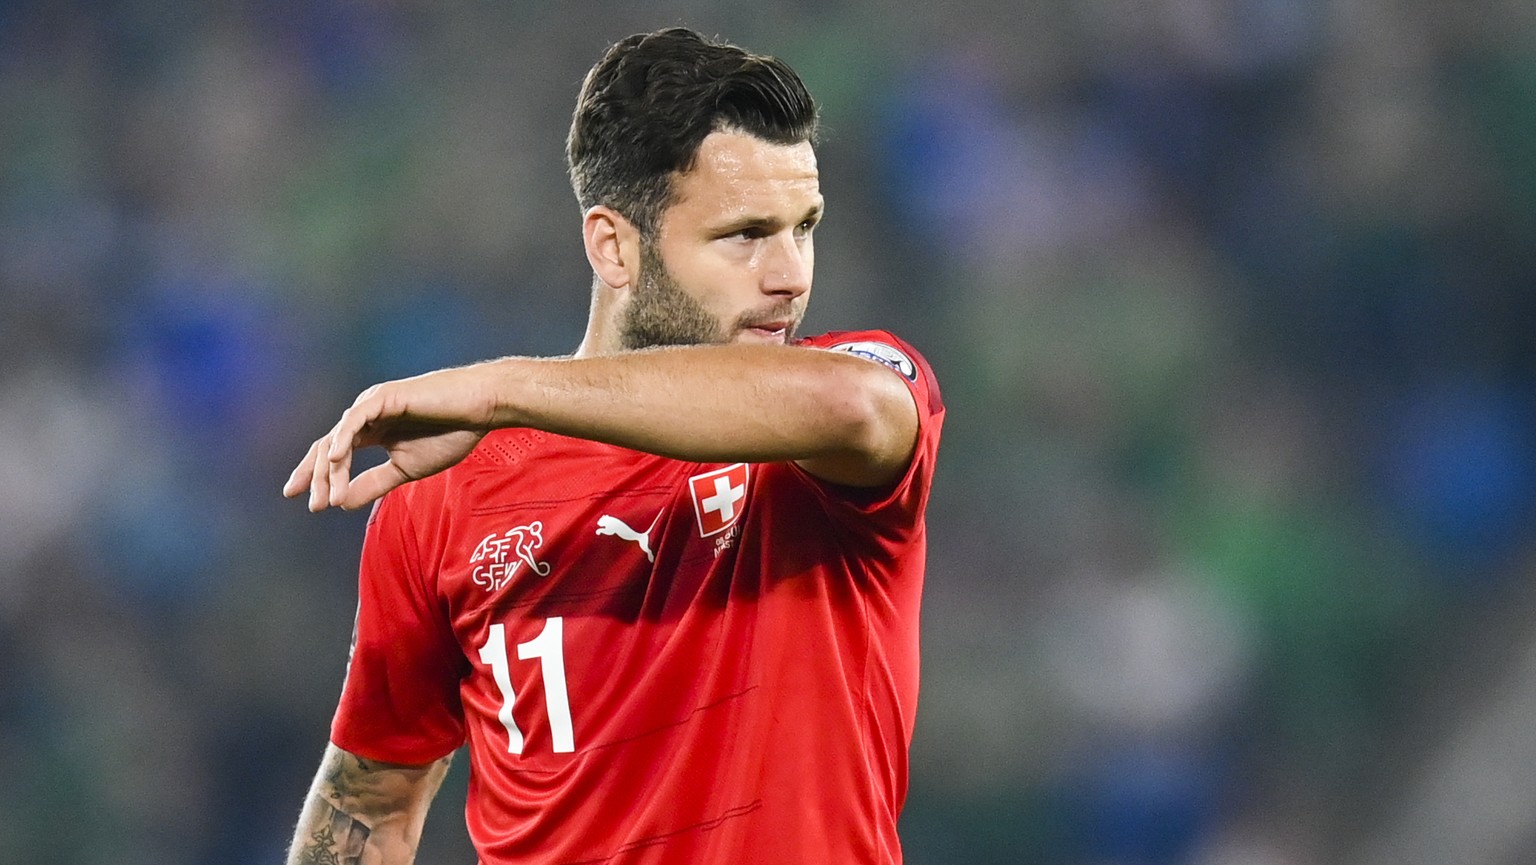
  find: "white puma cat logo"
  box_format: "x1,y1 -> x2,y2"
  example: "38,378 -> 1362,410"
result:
595,511 -> 660,563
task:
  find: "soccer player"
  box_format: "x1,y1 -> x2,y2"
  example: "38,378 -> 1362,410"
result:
281,27 -> 944,865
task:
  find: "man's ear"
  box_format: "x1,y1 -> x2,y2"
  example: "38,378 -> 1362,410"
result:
583,206 -> 642,290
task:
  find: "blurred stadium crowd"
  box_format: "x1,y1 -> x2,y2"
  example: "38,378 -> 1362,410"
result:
2,1 -> 1534,863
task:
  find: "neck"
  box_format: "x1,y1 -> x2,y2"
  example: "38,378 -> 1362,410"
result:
574,279 -> 624,358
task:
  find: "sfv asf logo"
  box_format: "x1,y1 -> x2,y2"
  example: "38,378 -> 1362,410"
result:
689,463 -> 750,537
470,522 -> 551,592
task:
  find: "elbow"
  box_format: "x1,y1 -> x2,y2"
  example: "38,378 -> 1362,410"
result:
816,359 -> 918,467
321,745 -> 451,822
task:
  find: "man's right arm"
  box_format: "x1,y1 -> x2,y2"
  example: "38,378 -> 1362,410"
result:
286,743 -> 452,865
286,342 -> 920,511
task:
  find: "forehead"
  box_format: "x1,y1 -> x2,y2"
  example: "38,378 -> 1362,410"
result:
664,130 -> 820,225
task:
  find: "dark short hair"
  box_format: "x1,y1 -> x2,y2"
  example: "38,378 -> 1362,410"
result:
566,27 -> 819,237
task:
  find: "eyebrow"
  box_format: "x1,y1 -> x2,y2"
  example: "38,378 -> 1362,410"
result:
710,202 -> 825,236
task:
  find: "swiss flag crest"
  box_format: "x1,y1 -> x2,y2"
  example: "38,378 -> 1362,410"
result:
689,463 -> 751,537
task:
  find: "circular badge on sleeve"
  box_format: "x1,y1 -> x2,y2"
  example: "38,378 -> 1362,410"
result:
828,341 -> 918,381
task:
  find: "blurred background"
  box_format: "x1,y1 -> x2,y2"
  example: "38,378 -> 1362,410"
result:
3,0 -> 1535,863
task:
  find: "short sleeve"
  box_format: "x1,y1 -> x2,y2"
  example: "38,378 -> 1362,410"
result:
776,330 -> 945,546
330,488 -> 467,764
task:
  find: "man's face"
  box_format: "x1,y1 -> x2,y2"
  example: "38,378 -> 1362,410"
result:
619,130 -> 822,350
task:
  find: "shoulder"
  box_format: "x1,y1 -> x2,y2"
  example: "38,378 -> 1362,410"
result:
800,329 -> 932,381
799,329 -> 942,413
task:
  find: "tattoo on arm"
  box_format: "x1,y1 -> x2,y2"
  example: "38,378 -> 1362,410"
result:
289,745 -> 453,865
296,800 -> 370,865
324,753 -> 375,792
296,752 -> 380,865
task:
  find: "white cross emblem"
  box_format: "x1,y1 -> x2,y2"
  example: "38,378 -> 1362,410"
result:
688,463 -> 751,537
701,476 -> 744,523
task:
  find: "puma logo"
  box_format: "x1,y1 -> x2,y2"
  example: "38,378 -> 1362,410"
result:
595,511 -> 660,563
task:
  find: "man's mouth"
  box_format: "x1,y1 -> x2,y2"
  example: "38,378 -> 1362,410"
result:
741,320 -> 791,342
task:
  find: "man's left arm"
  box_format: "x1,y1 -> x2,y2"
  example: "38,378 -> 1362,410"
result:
285,745 -> 452,865
285,343 -> 918,511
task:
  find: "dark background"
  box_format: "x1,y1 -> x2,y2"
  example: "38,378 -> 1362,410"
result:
3,1 -> 1535,863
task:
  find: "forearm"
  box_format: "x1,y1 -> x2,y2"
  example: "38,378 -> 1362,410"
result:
487,343 -> 911,466
286,744 -> 451,865
289,341 -> 921,510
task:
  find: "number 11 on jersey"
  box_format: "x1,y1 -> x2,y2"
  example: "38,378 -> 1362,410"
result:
477,617 -> 575,754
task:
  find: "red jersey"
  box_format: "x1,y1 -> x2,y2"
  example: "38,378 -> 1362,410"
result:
331,330 -> 944,864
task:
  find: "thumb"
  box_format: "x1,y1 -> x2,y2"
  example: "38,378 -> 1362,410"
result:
340,462 -> 412,510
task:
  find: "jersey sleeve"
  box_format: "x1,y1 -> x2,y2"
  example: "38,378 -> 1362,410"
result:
330,487 -> 467,764
777,329 -> 945,547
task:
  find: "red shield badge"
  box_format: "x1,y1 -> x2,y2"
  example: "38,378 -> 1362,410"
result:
689,463 -> 751,537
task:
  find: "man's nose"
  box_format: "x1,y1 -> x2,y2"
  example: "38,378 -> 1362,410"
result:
759,233 -> 811,298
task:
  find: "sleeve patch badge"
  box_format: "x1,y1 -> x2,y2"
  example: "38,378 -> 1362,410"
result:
689,463 -> 751,537
828,340 -> 919,381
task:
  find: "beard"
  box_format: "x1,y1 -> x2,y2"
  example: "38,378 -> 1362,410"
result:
619,244 -> 803,351
619,245 -> 726,350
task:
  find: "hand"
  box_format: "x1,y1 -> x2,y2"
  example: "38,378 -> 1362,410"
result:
283,367 -> 497,511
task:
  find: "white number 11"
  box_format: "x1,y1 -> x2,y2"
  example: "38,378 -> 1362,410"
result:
476,617 -> 574,754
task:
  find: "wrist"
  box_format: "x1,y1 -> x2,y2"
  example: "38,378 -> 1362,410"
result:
480,356 -> 538,429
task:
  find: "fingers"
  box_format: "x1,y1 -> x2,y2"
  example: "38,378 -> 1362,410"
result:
284,437 -> 324,499
285,381 -> 408,510
322,392 -> 386,505
282,385 -> 379,507
282,432 -> 347,511
329,388 -> 385,462
340,461 -> 411,511
283,428 -> 378,511
327,422 -> 355,509
309,429 -> 333,512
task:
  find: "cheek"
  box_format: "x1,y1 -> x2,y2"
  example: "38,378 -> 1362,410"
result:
685,248 -> 757,296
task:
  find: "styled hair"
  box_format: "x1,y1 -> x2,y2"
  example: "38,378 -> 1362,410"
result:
566,27 -> 819,237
